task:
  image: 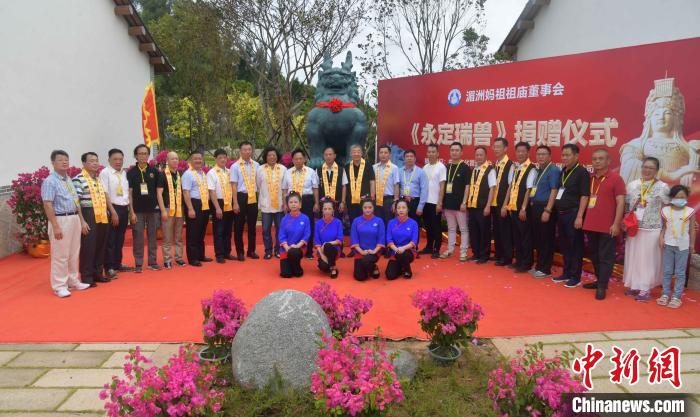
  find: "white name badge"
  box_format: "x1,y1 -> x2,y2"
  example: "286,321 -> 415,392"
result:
588,195 -> 597,208
140,183 -> 149,195
635,207 -> 645,221
446,183 -> 453,194
404,187 -> 410,195
556,188 -> 565,200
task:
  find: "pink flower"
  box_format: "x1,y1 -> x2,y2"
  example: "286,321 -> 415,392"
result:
412,287 -> 483,349
308,283 -> 372,338
201,290 -> 247,354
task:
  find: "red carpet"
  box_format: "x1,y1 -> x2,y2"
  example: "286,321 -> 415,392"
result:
1,239 -> 699,343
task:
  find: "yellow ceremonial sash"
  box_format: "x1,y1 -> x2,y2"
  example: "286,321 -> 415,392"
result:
238,159 -> 257,204
467,162 -> 490,208
190,168 -> 209,210
215,167 -> 233,211
164,167 -> 182,218
491,155 -> 510,207
322,162 -> 339,200
349,159 -> 366,204
507,159 -> 532,211
375,161 -> 392,207
265,164 -> 281,209
81,169 -> 108,223
292,167 -> 308,194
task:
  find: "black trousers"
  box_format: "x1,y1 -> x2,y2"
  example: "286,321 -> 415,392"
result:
510,210 -> 533,269
492,207 -> 513,264
79,207 -> 108,284
348,203 -> 363,224
386,251 -> 414,279
421,203 -> 442,253
301,195 -> 316,256
586,231 -> 616,289
374,196 -> 394,227
280,247 -> 304,277
317,244 -> 339,272
468,207 -> 491,261
530,203 -> 557,274
353,254 -> 379,281
104,204 -> 129,272
234,192 -> 258,255
212,199 -> 234,259
186,199 -> 210,264
558,210 -> 584,280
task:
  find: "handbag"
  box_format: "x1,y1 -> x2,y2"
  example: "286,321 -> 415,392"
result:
623,200 -> 639,237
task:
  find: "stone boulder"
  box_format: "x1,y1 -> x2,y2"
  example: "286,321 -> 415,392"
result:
386,349 -> 417,381
230,289 -> 331,389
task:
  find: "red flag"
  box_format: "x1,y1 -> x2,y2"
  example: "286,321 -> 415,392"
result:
141,82 -> 160,146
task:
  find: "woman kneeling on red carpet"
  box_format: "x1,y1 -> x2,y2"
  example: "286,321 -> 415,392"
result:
350,197 -> 385,281
386,199 -> 419,279
279,192 -> 310,278
314,197 -> 343,278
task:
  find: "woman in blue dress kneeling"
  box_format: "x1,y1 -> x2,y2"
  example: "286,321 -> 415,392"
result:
386,199 -> 419,279
279,192 -> 310,278
350,198 -> 385,281
314,197 -> 343,278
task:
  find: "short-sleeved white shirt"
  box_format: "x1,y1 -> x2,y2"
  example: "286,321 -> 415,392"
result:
423,162 -> 447,204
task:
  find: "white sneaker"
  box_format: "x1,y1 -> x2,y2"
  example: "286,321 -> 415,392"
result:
439,251 -> 453,259
55,288 -> 71,298
71,282 -> 91,291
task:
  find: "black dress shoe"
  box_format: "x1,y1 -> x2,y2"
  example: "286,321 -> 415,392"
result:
466,256 -> 477,262
247,252 -> 260,260
418,248 -> 433,255
201,257 -> 213,262
372,267 -> 380,279
106,269 -> 118,279
514,266 -> 529,273
431,252 -> 440,259
189,262 -> 202,267
403,272 -> 413,279
118,265 -> 134,272
224,255 -> 237,261
89,282 -> 97,288
305,254 -> 314,259
274,251 -> 280,258
330,269 -> 339,279
596,288 -> 606,300
175,260 -> 186,267
494,261 -> 506,266
476,259 -> 488,264
263,253 -> 272,260
237,254 -> 245,261
583,282 -> 598,290
216,258 -> 225,264
96,276 -> 111,283
505,264 -> 516,269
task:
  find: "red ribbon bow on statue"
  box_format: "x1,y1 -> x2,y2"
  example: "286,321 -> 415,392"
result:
316,97 -> 356,113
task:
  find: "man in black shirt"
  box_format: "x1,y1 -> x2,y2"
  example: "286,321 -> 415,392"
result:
127,144 -> 161,273
552,143 -> 590,287
345,144 -> 375,223
441,142 -> 471,261
492,137 -> 514,266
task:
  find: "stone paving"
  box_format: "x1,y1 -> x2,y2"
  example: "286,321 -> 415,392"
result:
1,332 -> 699,415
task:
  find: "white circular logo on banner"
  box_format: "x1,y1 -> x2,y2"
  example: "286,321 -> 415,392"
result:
447,89 -> 461,106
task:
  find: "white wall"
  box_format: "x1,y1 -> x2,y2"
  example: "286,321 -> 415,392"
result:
0,0 -> 153,186
515,0 -> 700,61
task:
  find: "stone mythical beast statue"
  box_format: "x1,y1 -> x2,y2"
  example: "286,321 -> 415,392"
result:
306,52 -> 368,168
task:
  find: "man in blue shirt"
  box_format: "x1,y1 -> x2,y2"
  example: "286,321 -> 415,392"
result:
528,145 -> 561,278
399,149 -> 428,224
41,150 -> 91,298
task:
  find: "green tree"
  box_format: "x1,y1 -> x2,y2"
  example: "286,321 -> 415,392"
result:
132,0 -> 173,25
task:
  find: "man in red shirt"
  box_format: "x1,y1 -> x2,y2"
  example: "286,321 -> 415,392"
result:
582,149 -> 626,300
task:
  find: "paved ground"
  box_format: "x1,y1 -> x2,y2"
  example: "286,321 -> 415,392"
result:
1,332 -> 698,415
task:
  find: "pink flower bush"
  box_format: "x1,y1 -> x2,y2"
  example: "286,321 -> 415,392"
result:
311,333 -> 404,417
8,166 -> 50,245
412,287 -> 484,349
487,343 -> 584,417
201,290 -> 248,358
309,282 -> 373,338
99,345 -> 224,417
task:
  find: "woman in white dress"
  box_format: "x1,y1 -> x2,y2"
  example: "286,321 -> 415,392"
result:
622,157 -> 670,302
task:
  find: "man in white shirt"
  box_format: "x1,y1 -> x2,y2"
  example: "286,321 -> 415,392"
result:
256,146 -> 287,259
230,141 -> 260,260
207,149 -> 235,263
99,148 -> 133,278
283,149 -> 319,258
419,144 -> 446,259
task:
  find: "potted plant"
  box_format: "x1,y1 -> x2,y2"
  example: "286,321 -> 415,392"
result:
308,282 -> 373,339
487,343 -> 584,417
311,333 -> 404,417
412,287 -> 484,365
200,289 -> 248,363
7,167 -> 51,257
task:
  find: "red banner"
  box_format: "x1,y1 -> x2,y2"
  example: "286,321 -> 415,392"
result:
141,82 -> 160,147
377,37 -> 700,214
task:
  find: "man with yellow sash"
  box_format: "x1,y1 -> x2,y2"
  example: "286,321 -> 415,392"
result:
207,149 -> 235,263
73,152 -> 118,287
316,147 -> 348,217
99,148 -> 132,278
373,144 -> 399,232
182,150 -> 212,266
502,142 -> 537,273
157,151 -> 185,269
491,137 -> 515,267
283,149 -> 320,258
230,141 -> 260,260
466,146 -> 496,264
344,144 -> 376,224
256,146 -> 287,259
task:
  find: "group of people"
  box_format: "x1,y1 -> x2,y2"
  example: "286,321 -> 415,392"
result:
41,138 -> 695,307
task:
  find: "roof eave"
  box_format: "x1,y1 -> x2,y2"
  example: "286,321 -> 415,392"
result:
497,0 -> 551,59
